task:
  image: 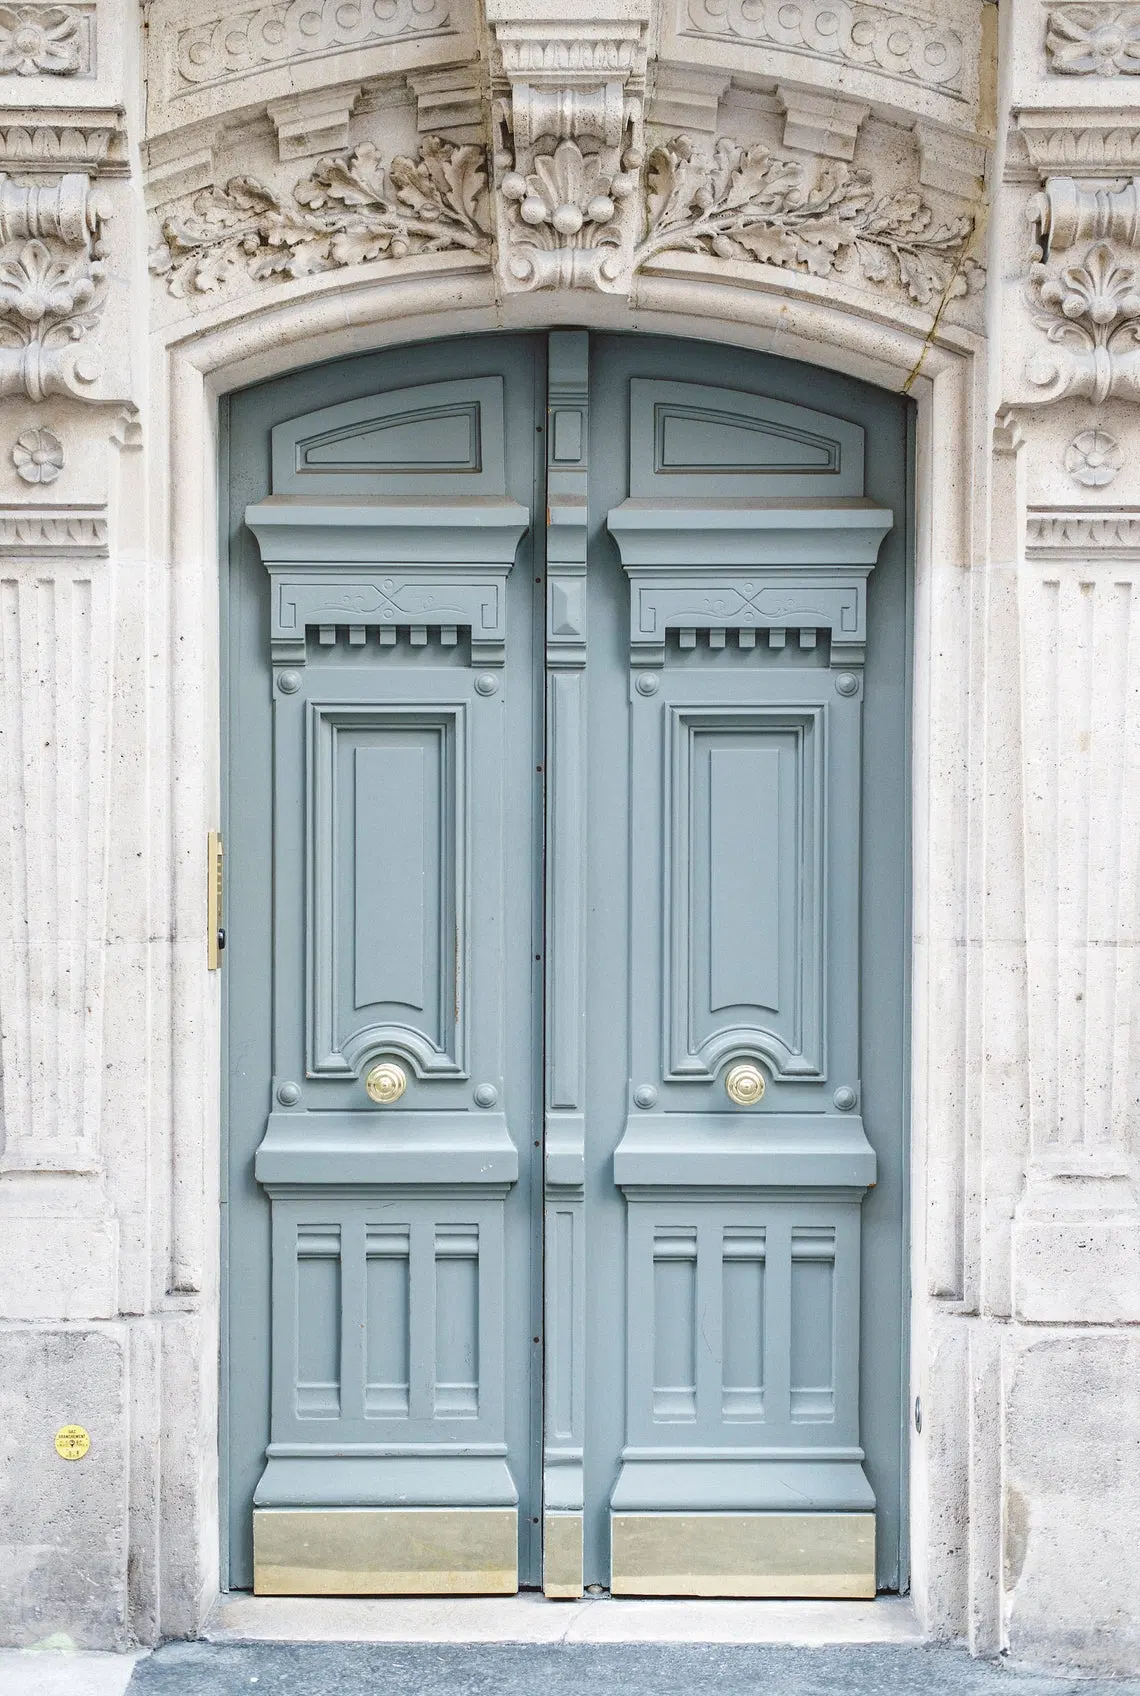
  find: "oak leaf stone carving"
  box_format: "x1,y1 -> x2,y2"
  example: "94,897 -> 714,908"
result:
635,136 -> 981,306
149,138 -> 492,296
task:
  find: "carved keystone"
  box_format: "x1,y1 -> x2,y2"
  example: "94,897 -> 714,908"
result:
486,0 -> 649,293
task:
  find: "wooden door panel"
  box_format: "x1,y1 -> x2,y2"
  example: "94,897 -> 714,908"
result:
583,336 -> 908,1599
228,337 -> 544,1595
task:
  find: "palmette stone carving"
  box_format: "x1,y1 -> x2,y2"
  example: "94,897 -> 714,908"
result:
1045,5 -> 1140,73
0,173 -> 109,401
495,120 -> 643,291
148,138 -> 491,295
634,136 -> 982,306
684,0 -> 965,94
174,0 -> 453,89
0,4 -> 82,75
1027,242 -> 1140,402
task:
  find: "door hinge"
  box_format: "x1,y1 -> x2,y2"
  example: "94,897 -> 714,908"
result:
207,830 -> 225,970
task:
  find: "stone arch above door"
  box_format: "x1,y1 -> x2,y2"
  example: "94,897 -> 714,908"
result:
142,0 -> 990,318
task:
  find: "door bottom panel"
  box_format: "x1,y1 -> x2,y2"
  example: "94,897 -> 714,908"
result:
253,1508 -> 519,1596
610,1513 -> 876,1599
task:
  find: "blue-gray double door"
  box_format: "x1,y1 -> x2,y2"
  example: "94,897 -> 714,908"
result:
224,330 -> 910,1599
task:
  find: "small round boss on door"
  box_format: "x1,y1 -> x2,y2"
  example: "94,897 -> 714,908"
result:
365,1061 -> 407,1104
725,1062 -> 765,1106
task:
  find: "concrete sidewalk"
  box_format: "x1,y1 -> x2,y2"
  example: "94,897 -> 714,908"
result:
1,1600 -> 1137,1696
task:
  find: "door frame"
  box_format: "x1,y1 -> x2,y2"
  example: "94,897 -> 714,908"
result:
154,270 -> 982,1622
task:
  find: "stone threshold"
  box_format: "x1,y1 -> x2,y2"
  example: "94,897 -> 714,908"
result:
203,1592 -> 923,1645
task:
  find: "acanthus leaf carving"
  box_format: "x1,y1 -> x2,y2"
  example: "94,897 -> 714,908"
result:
0,172 -> 109,402
634,136 -> 982,307
148,137 -> 492,296
1045,5 -> 1140,74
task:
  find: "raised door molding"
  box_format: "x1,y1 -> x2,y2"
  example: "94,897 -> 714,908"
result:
608,381 -> 891,665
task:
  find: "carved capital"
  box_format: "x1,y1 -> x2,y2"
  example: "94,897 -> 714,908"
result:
487,3 -> 649,293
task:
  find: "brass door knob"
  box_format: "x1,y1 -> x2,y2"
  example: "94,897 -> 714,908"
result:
365,1061 -> 407,1104
725,1062 -> 765,1106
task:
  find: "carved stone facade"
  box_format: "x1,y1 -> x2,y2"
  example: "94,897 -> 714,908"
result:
1,0 -> 1139,1676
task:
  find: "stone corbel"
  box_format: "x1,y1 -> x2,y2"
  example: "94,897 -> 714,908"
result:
0,171 -> 110,403
408,67 -> 485,145
487,0 -> 649,293
776,87 -> 868,163
266,83 -> 362,162
1023,176 -> 1140,403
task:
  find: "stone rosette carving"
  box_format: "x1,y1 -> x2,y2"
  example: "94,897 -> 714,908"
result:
148,138 -> 491,296
634,136 -> 982,307
174,0 -> 453,90
0,173 -> 109,401
0,4 -> 82,75
1046,5 -> 1140,74
685,0 -> 964,94
12,423 -> 63,482
1065,428 -> 1122,484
